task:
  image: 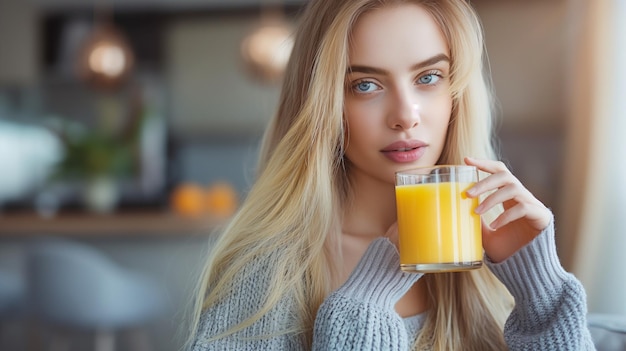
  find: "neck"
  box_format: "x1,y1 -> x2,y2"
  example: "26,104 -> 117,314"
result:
342,171 -> 397,239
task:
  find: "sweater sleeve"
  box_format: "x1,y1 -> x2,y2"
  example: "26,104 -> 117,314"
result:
485,220 -> 596,350
312,238 -> 423,350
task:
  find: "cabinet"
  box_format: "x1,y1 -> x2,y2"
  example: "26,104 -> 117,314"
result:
0,0 -> 38,86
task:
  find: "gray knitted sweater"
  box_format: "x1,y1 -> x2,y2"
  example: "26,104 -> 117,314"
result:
192,221 -> 595,350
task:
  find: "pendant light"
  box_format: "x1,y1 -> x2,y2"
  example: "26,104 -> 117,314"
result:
240,3 -> 294,84
77,3 -> 134,91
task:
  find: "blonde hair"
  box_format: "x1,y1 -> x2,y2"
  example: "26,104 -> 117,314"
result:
189,0 -> 513,350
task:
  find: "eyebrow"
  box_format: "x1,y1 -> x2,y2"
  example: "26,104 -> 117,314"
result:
347,53 -> 450,75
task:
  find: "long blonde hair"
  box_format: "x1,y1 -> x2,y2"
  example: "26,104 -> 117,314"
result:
189,0 -> 513,350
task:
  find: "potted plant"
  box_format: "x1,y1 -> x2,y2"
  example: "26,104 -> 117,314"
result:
58,129 -> 134,213
53,93 -> 145,213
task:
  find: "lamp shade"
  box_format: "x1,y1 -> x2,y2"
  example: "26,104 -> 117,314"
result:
77,23 -> 134,90
240,19 -> 293,83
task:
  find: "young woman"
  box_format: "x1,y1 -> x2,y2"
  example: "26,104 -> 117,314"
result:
189,0 -> 595,350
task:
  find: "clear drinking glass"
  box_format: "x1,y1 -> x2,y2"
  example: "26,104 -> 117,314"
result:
395,165 -> 483,273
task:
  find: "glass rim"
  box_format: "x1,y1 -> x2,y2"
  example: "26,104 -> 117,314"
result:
395,164 -> 477,176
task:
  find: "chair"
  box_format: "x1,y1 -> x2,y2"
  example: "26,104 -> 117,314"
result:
0,268 -> 26,317
0,267 -> 27,350
588,313 -> 626,351
27,237 -> 169,351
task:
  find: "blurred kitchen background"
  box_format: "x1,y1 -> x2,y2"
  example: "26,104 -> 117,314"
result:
0,0 -> 624,350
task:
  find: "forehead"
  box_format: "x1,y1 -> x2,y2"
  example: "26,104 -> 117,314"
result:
348,4 -> 449,66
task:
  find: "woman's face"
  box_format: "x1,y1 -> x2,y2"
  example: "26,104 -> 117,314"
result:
344,3 -> 453,185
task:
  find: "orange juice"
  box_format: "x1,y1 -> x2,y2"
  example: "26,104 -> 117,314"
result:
395,181 -> 482,272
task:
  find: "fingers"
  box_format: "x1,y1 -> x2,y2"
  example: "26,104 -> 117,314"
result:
464,156 -> 508,174
474,182 -> 527,215
464,158 -> 514,196
489,202 -> 531,230
467,172 -> 519,201
464,157 -> 520,201
464,156 -> 550,231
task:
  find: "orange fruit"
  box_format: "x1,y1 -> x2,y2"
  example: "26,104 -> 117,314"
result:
170,183 -> 206,217
206,182 -> 238,218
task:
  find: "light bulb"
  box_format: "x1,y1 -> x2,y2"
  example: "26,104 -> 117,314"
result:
241,20 -> 294,83
88,42 -> 127,78
77,24 -> 134,90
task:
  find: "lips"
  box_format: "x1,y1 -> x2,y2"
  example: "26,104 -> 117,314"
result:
381,140 -> 427,163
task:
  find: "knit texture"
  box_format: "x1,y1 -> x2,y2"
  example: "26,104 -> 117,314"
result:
311,239 -> 422,350
192,222 -> 595,350
485,221 -> 596,350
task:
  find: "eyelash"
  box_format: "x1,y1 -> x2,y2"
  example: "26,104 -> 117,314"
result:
417,70 -> 444,86
351,80 -> 380,93
348,70 -> 445,94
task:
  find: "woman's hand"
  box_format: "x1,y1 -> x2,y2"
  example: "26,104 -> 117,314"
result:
464,157 -> 552,263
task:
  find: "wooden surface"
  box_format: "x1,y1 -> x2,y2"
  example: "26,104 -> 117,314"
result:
0,211 -> 224,236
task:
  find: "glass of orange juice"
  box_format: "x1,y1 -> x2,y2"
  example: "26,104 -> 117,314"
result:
395,165 -> 482,273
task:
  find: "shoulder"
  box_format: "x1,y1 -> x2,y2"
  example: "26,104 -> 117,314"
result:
205,246 -> 289,307
196,246 -> 301,337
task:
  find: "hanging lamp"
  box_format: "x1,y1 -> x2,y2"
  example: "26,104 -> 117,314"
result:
77,3 -> 134,90
240,3 -> 294,83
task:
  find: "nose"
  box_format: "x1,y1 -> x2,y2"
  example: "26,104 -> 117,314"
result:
387,88 -> 421,130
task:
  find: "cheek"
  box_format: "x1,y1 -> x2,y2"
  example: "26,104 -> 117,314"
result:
428,96 -> 452,130
344,104 -> 378,142
344,119 -> 368,150
422,96 -> 453,147
343,117 -> 379,164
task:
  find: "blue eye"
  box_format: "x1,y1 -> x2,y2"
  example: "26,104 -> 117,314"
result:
353,81 -> 379,93
418,73 -> 441,85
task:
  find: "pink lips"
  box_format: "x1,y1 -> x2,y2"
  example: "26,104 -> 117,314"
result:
381,140 -> 427,163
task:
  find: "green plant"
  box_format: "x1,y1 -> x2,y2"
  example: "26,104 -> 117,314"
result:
57,129 -> 136,179
53,89 -> 148,181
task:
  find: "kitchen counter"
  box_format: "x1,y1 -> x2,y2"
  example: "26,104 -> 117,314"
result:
0,211 -> 224,236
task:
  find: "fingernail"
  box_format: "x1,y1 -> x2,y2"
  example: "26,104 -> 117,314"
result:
490,220 -> 499,230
